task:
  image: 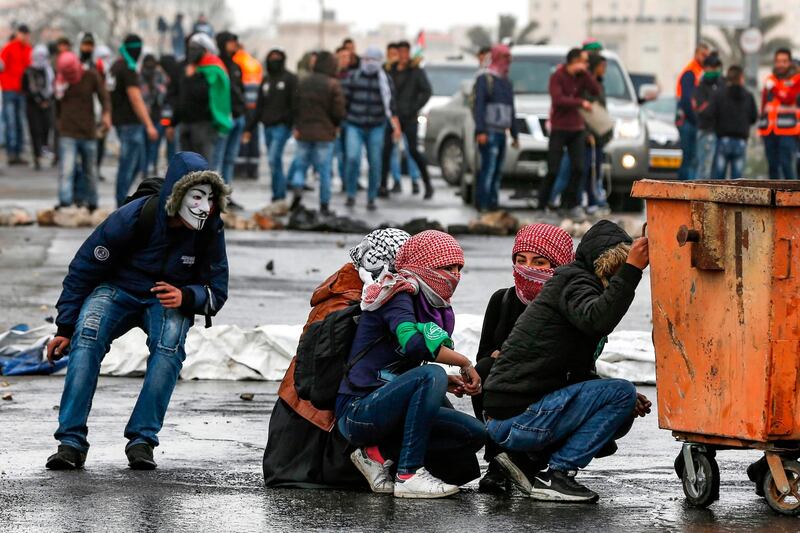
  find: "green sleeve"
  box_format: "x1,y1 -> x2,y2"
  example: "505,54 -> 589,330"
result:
394,321 -> 454,360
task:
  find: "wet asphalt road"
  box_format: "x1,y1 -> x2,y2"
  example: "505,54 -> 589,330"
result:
1,164 -> 796,531
2,377 -> 797,532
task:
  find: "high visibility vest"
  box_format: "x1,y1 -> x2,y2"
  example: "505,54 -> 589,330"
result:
675,60 -> 703,99
758,73 -> 800,136
233,49 -> 264,111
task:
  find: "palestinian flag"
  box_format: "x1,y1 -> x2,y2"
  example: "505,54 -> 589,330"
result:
413,30 -> 425,60
197,54 -> 233,134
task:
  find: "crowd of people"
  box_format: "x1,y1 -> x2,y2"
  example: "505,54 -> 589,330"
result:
675,43 -> 793,181
0,20 -> 450,215
43,145 -> 656,501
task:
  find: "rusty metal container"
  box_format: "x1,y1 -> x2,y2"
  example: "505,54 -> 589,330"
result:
631,180 -> 800,514
632,179 -> 800,446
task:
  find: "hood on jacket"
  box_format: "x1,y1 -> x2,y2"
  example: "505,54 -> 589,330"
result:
162,152 -> 230,224
266,48 -> 286,74
310,263 -> 363,308
574,220 -> 633,281
313,51 -> 337,77
215,31 -> 237,60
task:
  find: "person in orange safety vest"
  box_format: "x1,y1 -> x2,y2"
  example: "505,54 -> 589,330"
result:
758,48 -> 800,180
675,44 -> 711,180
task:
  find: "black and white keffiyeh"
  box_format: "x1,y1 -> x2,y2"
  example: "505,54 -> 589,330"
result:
349,228 -> 410,281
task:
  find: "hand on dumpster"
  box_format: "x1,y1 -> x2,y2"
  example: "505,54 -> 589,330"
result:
626,237 -> 649,270
47,336 -> 71,362
151,281 -> 183,308
448,375 -> 466,397
634,393 -> 652,417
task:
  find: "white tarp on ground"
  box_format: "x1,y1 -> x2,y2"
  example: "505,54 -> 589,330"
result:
3,316 -> 656,384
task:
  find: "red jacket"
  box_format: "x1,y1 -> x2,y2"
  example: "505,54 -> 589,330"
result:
0,40 -> 32,92
548,64 -> 601,132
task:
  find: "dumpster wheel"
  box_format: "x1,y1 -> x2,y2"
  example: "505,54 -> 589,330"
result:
763,460 -> 800,516
681,450 -> 720,507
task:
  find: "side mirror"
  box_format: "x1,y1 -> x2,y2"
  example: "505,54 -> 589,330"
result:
638,83 -> 660,104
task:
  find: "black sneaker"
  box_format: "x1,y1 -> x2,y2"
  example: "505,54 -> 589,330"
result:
478,460 -> 511,494
412,182 -> 420,195
46,444 -> 86,470
378,186 -> 390,199
345,197 -> 356,208
391,181 -> 402,194
423,184 -> 434,200
367,200 -> 377,212
495,452 -> 534,495
126,443 -> 157,470
320,203 -> 331,216
290,190 -> 303,211
530,467 -> 599,503
747,455 -> 768,498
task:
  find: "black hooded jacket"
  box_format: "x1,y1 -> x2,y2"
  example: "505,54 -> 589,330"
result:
387,61 -> 432,119
483,221 -> 641,420
215,32 -> 246,118
710,83 -> 758,139
294,51 -> 346,142
246,49 -> 297,131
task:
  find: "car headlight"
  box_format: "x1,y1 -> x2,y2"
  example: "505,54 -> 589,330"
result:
417,115 -> 428,125
615,118 -> 642,140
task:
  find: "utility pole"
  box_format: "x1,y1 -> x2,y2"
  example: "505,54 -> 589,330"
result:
695,0 -> 702,48
745,0 -> 760,91
318,0 -> 325,49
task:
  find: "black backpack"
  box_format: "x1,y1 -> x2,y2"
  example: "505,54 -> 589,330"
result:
123,178 -> 217,327
294,303 -> 386,411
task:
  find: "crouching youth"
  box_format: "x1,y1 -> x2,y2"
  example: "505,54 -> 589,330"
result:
337,231 -> 486,499
45,152 -> 229,471
483,220 -> 651,503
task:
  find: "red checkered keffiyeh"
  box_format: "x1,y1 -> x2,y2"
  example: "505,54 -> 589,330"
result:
512,224 -> 574,304
361,231 -> 465,310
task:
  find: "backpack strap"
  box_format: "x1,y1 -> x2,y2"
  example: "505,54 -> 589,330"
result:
131,195 -> 159,252
342,332 -> 391,389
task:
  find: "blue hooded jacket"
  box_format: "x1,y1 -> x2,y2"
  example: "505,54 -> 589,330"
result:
55,152 -> 229,338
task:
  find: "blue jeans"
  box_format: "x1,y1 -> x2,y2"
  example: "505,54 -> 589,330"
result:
59,137 -> 98,208
714,137 -> 747,179
338,365 -> 486,474
345,123 -> 386,201
143,123 -> 166,174
677,122 -> 698,181
390,134 -> 421,183
212,115 -> 245,185
55,284 -> 192,454
115,124 -> 146,207
2,91 -> 25,157
290,140 -> 334,205
476,131 -> 506,210
583,144 -> 607,207
263,124 -> 292,200
695,130 -> 717,180
486,379 -> 637,472
763,134 -> 798,180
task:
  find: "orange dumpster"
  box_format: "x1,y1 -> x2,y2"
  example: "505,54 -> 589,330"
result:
632,179 -> 800,515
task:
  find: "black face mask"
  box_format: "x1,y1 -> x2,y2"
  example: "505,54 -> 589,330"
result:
187,44 -> 205,65
80,50 -> 93,62
266,59 -> 284,74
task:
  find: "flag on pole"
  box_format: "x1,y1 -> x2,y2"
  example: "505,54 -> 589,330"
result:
413,30 -> 426,59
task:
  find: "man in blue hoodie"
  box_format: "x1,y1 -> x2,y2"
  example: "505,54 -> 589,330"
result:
45,152 -> 229,471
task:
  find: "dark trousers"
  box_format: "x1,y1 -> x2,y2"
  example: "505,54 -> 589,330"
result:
25,103 -> 51,160
381,116 -> 432,191
472,356 -> 502,462
539,129 -> 585,209
179,121 -> 217,162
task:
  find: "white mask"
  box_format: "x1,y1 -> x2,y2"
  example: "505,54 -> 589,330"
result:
179,184 -> 214,231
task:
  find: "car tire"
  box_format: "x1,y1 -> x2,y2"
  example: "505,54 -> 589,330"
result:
438,137 -> 466,186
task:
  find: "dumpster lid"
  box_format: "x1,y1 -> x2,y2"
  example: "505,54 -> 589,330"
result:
631,179 -> 800,206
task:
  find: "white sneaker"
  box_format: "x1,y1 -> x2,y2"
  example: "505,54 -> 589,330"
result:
393,467 -> 460,499
350,448 -> 394,494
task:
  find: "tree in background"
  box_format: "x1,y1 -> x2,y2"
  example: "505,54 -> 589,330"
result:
702,14 -> 792,68
466,14 -> 548,53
